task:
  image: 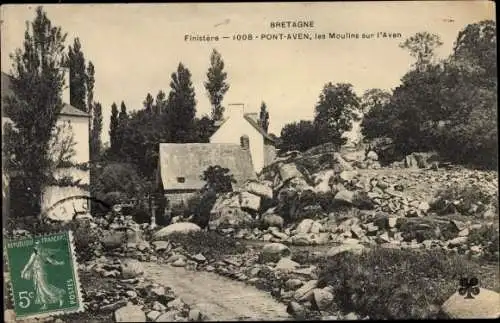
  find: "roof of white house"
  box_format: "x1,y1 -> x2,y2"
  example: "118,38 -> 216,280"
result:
213,111 -> 277,143
157,143 -> 256,191
1,72 -> 90,118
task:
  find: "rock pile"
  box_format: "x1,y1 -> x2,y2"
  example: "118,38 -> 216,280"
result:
85,256 -> 206,322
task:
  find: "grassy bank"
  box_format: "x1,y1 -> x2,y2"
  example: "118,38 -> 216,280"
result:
316,247 -> 499,320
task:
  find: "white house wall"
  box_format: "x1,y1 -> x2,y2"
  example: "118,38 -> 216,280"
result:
42,114 -> 90,221
210,118 -> 264,173
57,115 -> 89,164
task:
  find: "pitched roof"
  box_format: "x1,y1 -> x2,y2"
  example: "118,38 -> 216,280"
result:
1,72 -> 90,118
211,111 -> 277,143
243,113 -> 276,143
158,143 -> 257,191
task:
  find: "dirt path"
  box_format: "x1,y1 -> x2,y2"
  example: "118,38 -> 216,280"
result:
142,262 -> 291,321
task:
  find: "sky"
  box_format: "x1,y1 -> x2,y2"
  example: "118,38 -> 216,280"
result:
1,2 -> 495,144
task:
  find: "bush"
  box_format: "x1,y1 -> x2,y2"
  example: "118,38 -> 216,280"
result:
201,165 -> 235,193
167,231 -> 246,260
430,184 -> 494,216
279,120 -> 325,153
467,224 -> 500,261
317,248 -> 488,320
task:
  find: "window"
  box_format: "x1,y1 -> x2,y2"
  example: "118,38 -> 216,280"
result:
176,177 -> 185,183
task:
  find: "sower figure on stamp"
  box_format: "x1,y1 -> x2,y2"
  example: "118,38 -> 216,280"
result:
21,241 -> 66,309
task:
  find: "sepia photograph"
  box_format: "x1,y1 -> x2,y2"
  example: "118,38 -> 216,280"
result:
1,1 -> 498,321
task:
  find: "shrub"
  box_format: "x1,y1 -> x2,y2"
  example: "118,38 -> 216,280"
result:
317,248 -> 487,320
167,231 -> 246,260
190,190 -> 217,228
467,224 -> 500,261
430,184 -> 494,216
201,165 -> 236,193
279,120 -> 324,153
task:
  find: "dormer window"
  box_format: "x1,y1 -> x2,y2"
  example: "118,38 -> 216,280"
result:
176,177 -> 185,183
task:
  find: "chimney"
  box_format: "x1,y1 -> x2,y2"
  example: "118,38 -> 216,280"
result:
61,67 -> 70,104
240,135 -> 250,150
227,103 -> 245,120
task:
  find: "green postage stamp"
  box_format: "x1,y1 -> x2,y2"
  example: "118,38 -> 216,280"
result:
4,231 -> 84,319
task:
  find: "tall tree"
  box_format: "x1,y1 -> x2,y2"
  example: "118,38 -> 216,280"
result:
259,102 -> 270,133
90,102 -> 103,161
67,37 -> 87,112
313,83 -> 361,147
86,61 -> 95,117
119,101 -> 128,121
399,32 -> 443,70
204,49 -> 229,121
3,6 -> 68,217
165,63 -> 197,142
143,93 -> 154,112
154,90 -> 167,115
109,102 -> 119,154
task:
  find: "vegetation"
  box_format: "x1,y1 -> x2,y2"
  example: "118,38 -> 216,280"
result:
317,247 -> 499,320
205,49 -> 230,121
168,231 -> 246,260
430,184 -> 495,217
361,21 -> 497,169
2,7 -> 68,218
279,83 -> 360,152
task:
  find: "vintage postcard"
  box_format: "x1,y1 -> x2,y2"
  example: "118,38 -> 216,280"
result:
1,2 -> 498,322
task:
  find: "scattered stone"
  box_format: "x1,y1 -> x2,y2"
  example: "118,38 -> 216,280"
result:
121,259 -> 144,279
326,243 -> 365,257
293,279 -> 317,302
114,304 -> 146,322
287,301 -> 307,319
146,310 -> 161,321
156,310 -> 180,322
285,279 -> 304,290
153,222 -> 201,240
260,243 -> 292,263
312,288 -> 334,311
274,258 -> 300,273
261,213 -> 285,229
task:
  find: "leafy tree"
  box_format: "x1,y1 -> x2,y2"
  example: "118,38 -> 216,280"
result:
360,89 -> 391,115
119,109 -> 166,179
109,102 -> 119,154
119,101 -> 128,121
3,6 -> 68,217
86,60 -> 95,117
201,165 -> 236,193
399,32 -> 443,69
193,116 -> 216,143
90,102 -> 103,160
47,121 -> 77,172
205,49 -> 229,121
313,83 -> 361,148
93,162 -> 144,200
154,90 -> 167,115
67,37 -> 87,112
259,101 -> 270,133
143,93 -> 154,113
279,120 -> 322,152
452,20 -> 496,82
165,63 -> 197,142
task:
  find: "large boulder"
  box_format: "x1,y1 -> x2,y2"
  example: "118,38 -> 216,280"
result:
208,207 -> 254,230
326,242 -> 365,257
101,230 -> 126,250
243,181 -> 273,199
210,193 -> 241,214
239,191 -> 261,212
153,222 -> 201,240
260,243 -> 292,263
296,219 -> 315,235
441,288 -> 500,319
261,212 -> 284,229
279,163 -> 304,182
